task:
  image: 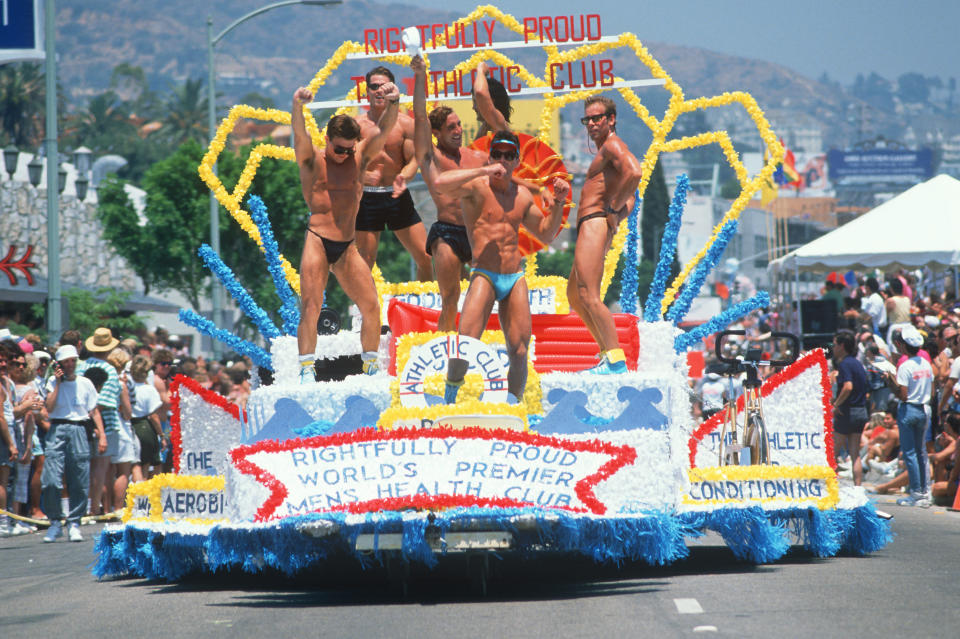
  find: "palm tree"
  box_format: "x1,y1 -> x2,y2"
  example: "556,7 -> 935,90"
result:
0,63 -> 46,147
162,78 -> 208,146
64,91 -> 137,152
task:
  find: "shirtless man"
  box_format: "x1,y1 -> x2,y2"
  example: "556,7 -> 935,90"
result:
293,82 -> 400,383
410,55 -> 486,331
429,130 -> 569,404
567,96 -> 643,374
354,66 -> 432,281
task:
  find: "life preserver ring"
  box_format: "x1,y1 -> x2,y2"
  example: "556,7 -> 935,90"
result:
397,335 -> 509,407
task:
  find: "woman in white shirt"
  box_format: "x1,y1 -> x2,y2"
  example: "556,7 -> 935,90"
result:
885,325 -> 934,507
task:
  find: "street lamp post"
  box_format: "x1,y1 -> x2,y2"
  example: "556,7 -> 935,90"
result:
206,0 -> 341,358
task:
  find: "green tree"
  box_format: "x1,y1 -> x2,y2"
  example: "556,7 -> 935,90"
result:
96,139 -> 313,331
0,63 -> 46,147
897,72 -> 929,104
162,78 -> 208,146
64,91 -> 137,152
63,288 -> 146,338
96,142 -> 212,308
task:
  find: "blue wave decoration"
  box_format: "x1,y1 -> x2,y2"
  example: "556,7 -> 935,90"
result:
248,195 -> 301,336
618,190 -> 643,315
673,291 -> 771,352
666,218 -> 739,324
198,243 -> 281,340
178,308 -> 273,370
644,174 -> 689,322
93,503 -> 891,581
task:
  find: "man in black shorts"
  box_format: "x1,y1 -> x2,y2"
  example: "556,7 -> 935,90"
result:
354,66 -> 432,281
832,330 -> 869,485
411,56 -> 488,330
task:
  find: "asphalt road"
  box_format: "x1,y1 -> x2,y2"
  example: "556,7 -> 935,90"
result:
2,498 -> 959,638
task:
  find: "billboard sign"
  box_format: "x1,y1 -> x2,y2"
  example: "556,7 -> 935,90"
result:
0,0 -> 44,64
827,148 -> 933,184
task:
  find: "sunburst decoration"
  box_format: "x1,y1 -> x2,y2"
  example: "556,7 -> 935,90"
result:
197,4 -> 783,311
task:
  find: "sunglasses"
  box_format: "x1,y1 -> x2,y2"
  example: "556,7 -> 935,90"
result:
367,82 -> 384,92
10,360 -> 25,369
489,149 -> 518,161
580,113 -> 611,125
332,144 -> 356,156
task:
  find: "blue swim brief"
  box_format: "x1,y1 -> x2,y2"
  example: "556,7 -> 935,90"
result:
470,267 -> 523,301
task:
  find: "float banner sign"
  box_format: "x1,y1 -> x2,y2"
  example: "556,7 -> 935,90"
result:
231,427 -> 637,520
827,149 -> 933,183
0,0 -> 44,63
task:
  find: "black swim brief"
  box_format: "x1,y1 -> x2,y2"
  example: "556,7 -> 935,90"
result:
426,221 -> 472,264
576,210 -> 610,233
355,188 -> 421,232
307,228 -> 353,264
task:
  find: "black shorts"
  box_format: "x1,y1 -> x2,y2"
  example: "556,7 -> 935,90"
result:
426,221 -> 472,264
355,189 -> 421,232
834,405 -> 869,435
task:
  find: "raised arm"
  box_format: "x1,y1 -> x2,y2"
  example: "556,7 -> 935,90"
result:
473,61 -> 510,134
522,177 -> 569,244
434,164 -> 503,197
409,54 -> 438,195
360,82 -> 401,167
292,87 -> 318,168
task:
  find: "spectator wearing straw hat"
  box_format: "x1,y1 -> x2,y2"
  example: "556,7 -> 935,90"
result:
77,327 -> 121,515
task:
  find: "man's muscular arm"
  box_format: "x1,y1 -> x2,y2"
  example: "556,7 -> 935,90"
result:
292,87 -> 317,168
360,82 -> 401,167
604,139 -> 643,211
410,55 -> 436,190
473,61 -> 509,133
434,164 -> 505,197
522,177 -> 570,244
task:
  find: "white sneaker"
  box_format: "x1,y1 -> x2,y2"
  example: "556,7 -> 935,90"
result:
298,365 -> 315,385
0,522 -> 11,537
67,523 -> 83,542
43,521 -> 63,543
10,521 -> 34,536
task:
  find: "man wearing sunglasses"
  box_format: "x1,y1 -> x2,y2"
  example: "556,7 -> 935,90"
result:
429,130 -> 570,405
567,96 -> 643,374
353,66 -> 432,283
292,80 -> 401,383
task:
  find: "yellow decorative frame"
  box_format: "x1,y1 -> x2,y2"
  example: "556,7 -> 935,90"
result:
197,4 -> 783,309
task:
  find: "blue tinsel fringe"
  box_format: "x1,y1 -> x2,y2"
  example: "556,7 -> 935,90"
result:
247,195 -> 301,336
178,308 -> 273,370
93,503 -> 891,581
618,190 -> 643,315
644,174 -> 689,322
198,243 -> 281,340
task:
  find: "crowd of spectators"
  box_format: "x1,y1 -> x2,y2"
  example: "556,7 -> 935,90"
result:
0,326 -> 253,539
695,270 -> 960,508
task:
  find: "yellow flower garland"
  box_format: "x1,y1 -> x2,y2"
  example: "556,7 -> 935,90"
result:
197,4 -> 785,313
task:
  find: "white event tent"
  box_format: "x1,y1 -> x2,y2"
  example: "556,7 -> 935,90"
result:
770,174 -> 960,274
769,174 -> 960,336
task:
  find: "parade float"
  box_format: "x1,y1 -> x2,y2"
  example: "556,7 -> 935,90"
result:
94,5 -> 890,585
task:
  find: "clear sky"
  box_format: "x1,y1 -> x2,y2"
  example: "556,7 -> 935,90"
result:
409,0 -> 959,84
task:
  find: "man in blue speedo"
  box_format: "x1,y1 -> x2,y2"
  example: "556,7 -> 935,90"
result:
430,130 -> 569,404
